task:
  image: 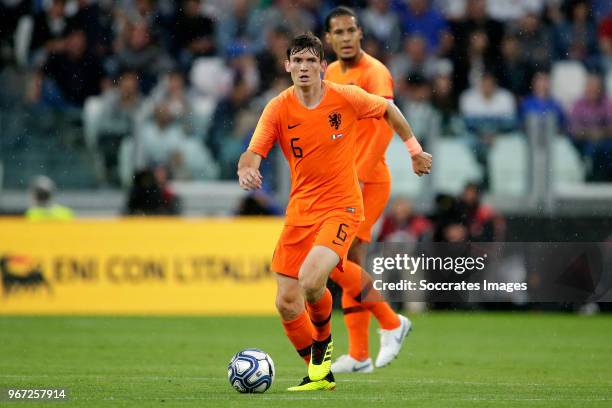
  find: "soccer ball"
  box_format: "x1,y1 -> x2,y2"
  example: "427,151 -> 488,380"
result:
227,348 -> 275,393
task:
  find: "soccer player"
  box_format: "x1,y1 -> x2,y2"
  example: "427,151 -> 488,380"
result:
324,6 -> 411,373
237,33 -> 431,391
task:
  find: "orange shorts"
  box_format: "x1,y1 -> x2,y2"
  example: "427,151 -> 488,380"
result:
272,214 -> 362,279
356,182 -> 391,243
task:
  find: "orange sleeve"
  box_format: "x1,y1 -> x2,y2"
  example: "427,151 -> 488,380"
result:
340,85 -> 388,120
365,65 -> 394,100
248,97 -> 281,158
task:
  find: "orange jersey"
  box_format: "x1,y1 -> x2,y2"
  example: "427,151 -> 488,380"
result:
248,80 -> 388,226
325,52 -> 394,183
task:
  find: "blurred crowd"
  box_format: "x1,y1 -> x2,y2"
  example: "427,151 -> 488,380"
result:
376,182 -> 506,244
1,0 -> 612,186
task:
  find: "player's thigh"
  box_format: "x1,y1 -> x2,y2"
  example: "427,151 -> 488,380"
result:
298,245 -> 341,291
272,224 -> 317,280
312,215 -> 361,272
355,182 -> 391,243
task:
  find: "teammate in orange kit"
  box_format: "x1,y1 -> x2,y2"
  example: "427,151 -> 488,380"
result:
237,32 -> 431,391
324,6 -> 412,373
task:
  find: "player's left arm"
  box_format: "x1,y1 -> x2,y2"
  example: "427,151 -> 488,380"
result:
346,84 -> 432,176
383,101 -> 432,177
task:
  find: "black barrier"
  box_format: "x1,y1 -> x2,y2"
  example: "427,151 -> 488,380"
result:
364,242 -> 612,303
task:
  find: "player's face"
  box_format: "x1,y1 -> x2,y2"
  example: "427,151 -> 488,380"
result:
285,48 -> 326,88
326,15 -> 362,61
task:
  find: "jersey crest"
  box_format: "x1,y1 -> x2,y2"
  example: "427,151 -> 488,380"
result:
328,112 -> 342,130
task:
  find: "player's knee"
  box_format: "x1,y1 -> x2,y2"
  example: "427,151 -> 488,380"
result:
298,273 -> 324,303
275,293 -> 301,320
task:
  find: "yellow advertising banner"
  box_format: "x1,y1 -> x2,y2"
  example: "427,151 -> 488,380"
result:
0,218 -> 284,315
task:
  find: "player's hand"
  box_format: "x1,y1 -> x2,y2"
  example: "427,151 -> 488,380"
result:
412,151 -> 432,177
238,167 -> 263,190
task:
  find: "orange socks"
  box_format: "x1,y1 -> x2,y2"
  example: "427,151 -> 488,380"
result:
305,288 -> 333,341
341,292 -> 370,361
330,260 -> 400,360
281,310 -> 313,364
367,301 -> 400,330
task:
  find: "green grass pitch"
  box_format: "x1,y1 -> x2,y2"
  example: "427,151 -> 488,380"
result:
1,312 -> 611,407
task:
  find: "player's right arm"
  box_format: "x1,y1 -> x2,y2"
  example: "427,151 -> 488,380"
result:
237,97 -> 281,190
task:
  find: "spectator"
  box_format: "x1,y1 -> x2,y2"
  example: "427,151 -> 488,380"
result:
431,193 -> 467,242
397,0 -> 449,53
568,73 -> 612,180
69,0 -> 114,58
458,182 -> 505,242
361,0 -> 402,53
451,0 -> 503,63
28,0 -> 71,66
511,11 -> 553,69
246,0 -> 316,52
25,175 -> 74,221
174,0 -> 217,71
216,0 -> 253,53
397,74 -> 436,140
593,0 -> 612,22
497,34 -> 532,97
110,21 -> 175,93
38,28 -> 104,107
124,166 -> 181,215
452,29 -> 495,94
207,65 -> 258,165
218,107 -> 259,179
460,71 -> 517,186
135,103 -> 219,180
140,70 -> 193,132
594,14 -> 612,73
256,25 -> 291,93
91,69 -> 143,183
389,34 -> 439,82
520,71 -> 565,130
378,197 -> 432,242
460,71 -> 517,134
431,70 -> 464,136
553,0 -> 598,62
486,0 -> 544,22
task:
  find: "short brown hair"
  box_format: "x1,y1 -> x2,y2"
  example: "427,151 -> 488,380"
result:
286,32 -> 324,61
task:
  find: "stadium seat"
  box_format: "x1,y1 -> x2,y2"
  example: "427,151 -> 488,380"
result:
489,134 -> 529,195
386,137 -> 425,196
190,57 -> 232,99
432,139 -> 482,195
14,15 -> 33,67
551,61 -> 587,112
189,58 -> 232,139
83,96 -> 105,150
118,138 -> 136,187
552,136 -> 586,187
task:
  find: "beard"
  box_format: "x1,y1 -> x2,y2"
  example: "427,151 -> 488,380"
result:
339,52 -> 358,63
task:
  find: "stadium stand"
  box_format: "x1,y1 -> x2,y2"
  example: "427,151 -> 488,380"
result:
0,0 -> 611,216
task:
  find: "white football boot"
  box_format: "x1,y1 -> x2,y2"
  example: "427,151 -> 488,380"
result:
375,315 -> 412,368
331,354 -> 374,373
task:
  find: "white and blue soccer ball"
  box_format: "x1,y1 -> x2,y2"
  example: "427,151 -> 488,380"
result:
227,348 -> 275,393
